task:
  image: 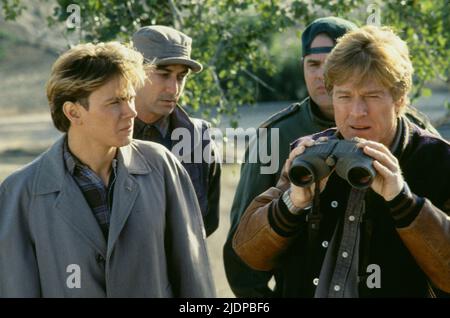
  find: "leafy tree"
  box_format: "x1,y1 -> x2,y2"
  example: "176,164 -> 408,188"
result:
2,0 -> 448,126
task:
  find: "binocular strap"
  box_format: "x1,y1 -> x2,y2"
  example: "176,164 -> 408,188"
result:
304,181 -> 323,295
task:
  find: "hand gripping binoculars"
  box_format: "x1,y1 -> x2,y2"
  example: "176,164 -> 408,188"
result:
288,138 -> 376,189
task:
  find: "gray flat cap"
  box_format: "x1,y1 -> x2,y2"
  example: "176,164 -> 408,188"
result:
132,25 -> 203,73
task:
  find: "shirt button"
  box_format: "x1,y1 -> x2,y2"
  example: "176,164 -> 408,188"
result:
349,215 -> 355,222
322,241 -> 329,248
313,278 -> 319,286
331,201 -> 338,208
342,251 -> 349,258
334,285 -> 341,292
96,254 -> 105,264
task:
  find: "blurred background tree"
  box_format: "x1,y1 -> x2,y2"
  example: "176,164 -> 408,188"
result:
1,0 -> 449,126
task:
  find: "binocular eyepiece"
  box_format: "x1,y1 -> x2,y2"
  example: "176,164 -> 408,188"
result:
288,139 -> 375,189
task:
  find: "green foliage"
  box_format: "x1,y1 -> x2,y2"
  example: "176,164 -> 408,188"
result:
382,0 -> 450,101
255,28 -> 307,101
2,0 -> 449,125
0,0 -> 25,20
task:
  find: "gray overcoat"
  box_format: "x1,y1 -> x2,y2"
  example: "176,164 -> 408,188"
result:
0,136 -> 215,297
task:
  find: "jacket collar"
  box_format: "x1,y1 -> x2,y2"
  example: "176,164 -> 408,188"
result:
133,105 -> 203,156
393,115 -> 417,163
169,105 -> 204,156
118,141 -> 152,175
307,97 -> 336,128
134,115 -> 170,138
34,135 -> 151,195
32,135 -> 152,257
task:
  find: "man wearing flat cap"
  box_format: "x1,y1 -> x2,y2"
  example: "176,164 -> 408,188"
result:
132,25 -> 221,237
223,17 -> 438,297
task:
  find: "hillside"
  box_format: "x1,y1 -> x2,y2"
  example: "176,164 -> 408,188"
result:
0,0 -> 64,115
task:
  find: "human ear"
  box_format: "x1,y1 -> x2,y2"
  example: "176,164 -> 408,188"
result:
62,101 -> 83,126
394,96 -> 405,116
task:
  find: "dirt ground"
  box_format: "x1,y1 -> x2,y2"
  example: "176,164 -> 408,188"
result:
206,164 -> 241,297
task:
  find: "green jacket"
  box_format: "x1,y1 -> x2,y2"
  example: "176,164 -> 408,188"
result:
224,97 -> 333,297
223,97 -> 439,298
229,98 -> 333,230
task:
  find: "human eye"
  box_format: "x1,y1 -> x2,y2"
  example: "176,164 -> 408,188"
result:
156,71 -> 169,78
308,62 -> 319,68
108,99 -> 120,106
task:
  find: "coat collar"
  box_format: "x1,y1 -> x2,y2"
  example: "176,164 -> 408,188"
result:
307,97 -> 336,128
32,135 -> 153,257
134,115 -> 170,138
133,105 -> 204,157
33,135 -> 151,195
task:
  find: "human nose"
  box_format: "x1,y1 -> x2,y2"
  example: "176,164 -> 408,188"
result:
165,76 -> 179,96
349,96 -> 368,117
315,64 -> 325,81
122,99 -> 137,119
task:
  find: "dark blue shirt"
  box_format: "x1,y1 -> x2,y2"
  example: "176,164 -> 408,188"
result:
63,139 -> 117,238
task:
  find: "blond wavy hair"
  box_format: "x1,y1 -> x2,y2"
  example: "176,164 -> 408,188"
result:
46,41 -> 148,132
324,25 -> 413,114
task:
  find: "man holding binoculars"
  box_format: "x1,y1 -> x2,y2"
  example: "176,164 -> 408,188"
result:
232,26 -> 450,297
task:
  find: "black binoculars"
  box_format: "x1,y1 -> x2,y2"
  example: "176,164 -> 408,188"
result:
288,139 -> 376,189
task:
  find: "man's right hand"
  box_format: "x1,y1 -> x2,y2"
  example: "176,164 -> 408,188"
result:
284,136 -> 331,209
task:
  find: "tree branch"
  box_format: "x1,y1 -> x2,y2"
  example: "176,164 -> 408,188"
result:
210,67 -> 228,112
168,0 -> 184,29
243,69 -> 277,93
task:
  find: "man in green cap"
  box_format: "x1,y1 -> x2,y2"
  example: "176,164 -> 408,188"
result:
223,17 -> 438,297
132,25 -> 221,237
233,25 -> 450,298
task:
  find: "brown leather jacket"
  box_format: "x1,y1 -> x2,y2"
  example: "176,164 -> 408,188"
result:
233,121 -> 450,296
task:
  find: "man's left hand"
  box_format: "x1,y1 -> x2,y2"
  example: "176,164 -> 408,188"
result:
357,140 -> 404,201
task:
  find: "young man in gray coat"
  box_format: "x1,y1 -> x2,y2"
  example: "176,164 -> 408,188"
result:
0,42 -> 215,297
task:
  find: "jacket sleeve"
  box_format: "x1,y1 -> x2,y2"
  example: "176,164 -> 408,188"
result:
404,107 -> 441,136
163,151 -> 216,298
387,184 -> 450,293
0,178 -> 41,297
232,159 -> 308,272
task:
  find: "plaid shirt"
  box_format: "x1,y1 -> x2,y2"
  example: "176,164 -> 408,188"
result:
134,116 -> 172,149
63,140 -> 117,238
